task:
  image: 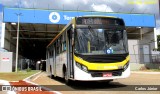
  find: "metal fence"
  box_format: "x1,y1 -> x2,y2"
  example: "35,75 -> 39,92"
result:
129,54 -> 160,64
152,54 -> 160,64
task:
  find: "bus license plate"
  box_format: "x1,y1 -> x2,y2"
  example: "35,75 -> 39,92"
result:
103,73 -> 112,77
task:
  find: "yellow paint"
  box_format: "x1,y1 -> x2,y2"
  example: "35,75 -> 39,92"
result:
74,55 -> 130,70
128,0 -> 157,5
88,41 -> 90,53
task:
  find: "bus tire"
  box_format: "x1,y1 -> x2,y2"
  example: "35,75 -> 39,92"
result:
50,66 -> 53,79
64,70 -> 71,85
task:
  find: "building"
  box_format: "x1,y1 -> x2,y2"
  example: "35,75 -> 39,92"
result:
0,6 -> 158,72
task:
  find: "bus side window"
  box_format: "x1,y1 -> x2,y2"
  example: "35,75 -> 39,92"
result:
56,40 -> 59,55
63,41 -> 66,51
60,35 -> 62,53
62,32 -> 66,51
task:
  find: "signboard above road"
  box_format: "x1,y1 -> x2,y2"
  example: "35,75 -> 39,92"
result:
3,7 -> 155,27
0,4 -> 3,12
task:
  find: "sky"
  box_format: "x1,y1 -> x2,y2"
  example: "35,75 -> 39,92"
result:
0,0 -> 159,28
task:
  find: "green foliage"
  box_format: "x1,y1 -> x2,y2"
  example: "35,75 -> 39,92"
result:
17,68 -> 21,71
26,68 -> 32,72
157,35 -> 160,51
0,70 -> 40,81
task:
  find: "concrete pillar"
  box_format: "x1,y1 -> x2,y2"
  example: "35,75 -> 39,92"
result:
1,23 -> 5,48
154,28 -> 158,49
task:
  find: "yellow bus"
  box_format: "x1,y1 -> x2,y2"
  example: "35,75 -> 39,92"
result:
46,16 -> 130,84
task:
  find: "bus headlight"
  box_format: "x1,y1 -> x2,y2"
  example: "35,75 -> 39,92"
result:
82,65 -> 88,72
123,61 -> 129,71
76,62 -> 88,72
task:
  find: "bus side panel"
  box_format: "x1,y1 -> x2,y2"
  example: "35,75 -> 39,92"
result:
55,52 -> 67,78
46,49 -> 53,74
55,52 -> 67,77
49,57 -> 54,74
55,55 -> 60,77
53,45 -> 56,76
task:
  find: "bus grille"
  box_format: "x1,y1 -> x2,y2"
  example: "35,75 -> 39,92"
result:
90,71 -> 122,77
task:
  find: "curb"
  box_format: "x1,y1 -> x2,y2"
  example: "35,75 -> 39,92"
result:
24,80 -> 62,94
23,71 -> 62,94
23,71 -> 42,81
131,71 -> 160,74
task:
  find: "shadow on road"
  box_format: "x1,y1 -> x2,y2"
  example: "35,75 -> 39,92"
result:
70,81 -> 127,90
46,76 -> 127,91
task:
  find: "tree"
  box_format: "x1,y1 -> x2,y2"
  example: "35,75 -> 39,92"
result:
157,35 -> 160,51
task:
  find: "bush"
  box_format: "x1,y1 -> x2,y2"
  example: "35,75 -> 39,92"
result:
17,68 -> 21,71
26,68 -> 32,72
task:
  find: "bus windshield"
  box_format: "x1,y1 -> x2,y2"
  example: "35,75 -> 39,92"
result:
74,28 -> 128,55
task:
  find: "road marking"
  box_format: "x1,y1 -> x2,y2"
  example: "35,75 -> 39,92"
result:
23,72 -> 62,94
23,71 -> 41,81
32,72 -> 43,81
24,80 -> 62,94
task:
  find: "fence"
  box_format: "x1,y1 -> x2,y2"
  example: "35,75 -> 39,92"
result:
129,54 -> 160,64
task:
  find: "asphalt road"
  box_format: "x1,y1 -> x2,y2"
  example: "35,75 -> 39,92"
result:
30,72 -> 160,94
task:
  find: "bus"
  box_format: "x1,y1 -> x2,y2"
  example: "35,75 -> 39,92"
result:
46,16 -> 130,84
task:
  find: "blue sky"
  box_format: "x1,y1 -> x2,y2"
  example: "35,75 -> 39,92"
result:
0,0 -> 159,28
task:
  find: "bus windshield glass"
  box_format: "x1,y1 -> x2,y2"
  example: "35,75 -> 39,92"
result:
74,28 -> 128,55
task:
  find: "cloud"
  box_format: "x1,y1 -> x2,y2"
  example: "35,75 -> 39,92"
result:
82,0 -> 89,5
0,0 -> 159,28
91,3 -> 113,12
0,0 -> 158,13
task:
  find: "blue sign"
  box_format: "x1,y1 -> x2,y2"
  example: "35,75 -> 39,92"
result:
3,7 -> 156,27
0,4 -> 3,12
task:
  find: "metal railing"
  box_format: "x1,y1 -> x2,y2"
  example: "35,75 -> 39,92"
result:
129,54 -> 160,64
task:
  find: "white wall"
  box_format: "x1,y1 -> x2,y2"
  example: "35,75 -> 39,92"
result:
139,28 -> 155,50
0,52 -> 13,72
128,40 -> 140,63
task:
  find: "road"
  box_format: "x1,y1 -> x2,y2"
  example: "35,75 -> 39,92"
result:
30,72 -> 160,94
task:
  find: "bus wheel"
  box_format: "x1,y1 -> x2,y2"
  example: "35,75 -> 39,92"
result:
50,66 -> 53,79
64,71 -> 71,85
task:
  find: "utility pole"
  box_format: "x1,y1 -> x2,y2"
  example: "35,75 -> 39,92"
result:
15,13 -> 22,72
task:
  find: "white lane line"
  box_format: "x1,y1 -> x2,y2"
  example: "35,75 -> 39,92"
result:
23,72 -> 62,94
24,80 -> 62,94
32,72 -> 42,81
23,71 -> 41,81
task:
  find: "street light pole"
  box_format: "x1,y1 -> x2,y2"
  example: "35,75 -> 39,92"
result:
15,13 -> 22,72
